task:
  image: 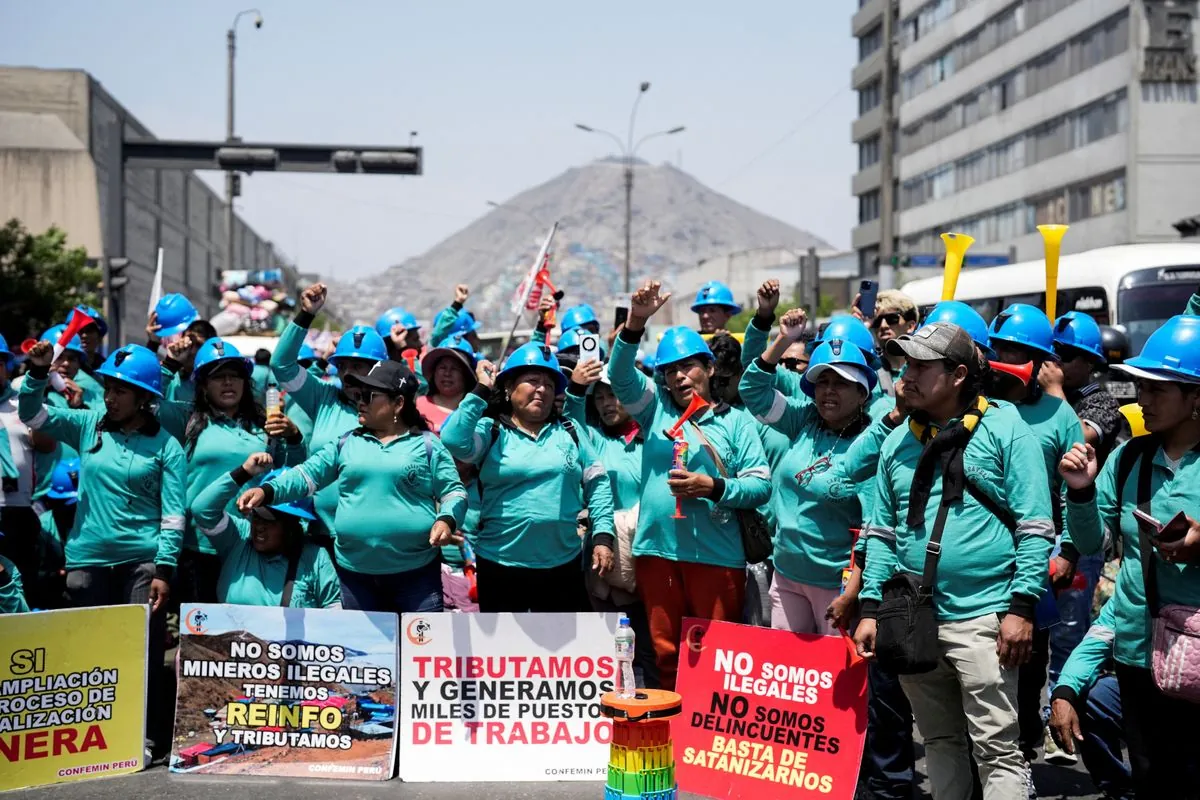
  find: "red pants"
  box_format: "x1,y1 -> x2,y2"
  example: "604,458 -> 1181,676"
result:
635,556 -> 746,691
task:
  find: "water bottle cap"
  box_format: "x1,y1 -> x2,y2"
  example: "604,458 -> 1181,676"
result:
618,614 -> 631,626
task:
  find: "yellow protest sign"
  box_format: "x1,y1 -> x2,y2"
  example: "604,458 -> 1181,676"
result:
0,605 -> 148,791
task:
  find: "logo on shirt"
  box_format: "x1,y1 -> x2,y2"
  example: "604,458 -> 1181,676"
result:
559,440 -> 579,473
403,465 -> 421,488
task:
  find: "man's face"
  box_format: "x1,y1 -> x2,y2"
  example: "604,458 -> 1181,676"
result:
1055,346 -> 1094,389
697,306 -> 733,335
902,358 -> 962,412
872,310 -> 915,345
780,342 -> 810,374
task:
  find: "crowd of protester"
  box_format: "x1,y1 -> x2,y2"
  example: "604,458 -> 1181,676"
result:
1,272 -> 1197,799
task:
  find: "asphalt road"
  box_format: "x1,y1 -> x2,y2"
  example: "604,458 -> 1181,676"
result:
13,756 -> 1105,799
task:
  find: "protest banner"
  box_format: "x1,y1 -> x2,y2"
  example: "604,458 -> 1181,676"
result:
674,619 -> 868,799
398,612 -> 618,782
0,605 -> 148,792
171,604 -> 399,780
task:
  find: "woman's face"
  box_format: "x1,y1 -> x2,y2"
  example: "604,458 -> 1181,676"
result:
204,365 -> 245,412
351,387 -> 402,430
594,383 -> 631,428
509,370 -> 556,423
663,357 -> 714,408
337,358 -> 375,382
53,351 -> 81,380
813,371 -> 866,428
1138,380 -> 1200,433
249,513 -> 287,554
103,380 -> 142,424
433,356 -> 468,397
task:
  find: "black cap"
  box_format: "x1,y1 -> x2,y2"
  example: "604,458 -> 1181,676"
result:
344,359 -> 416,394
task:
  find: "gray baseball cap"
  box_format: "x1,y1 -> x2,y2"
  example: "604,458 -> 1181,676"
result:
886,322 -> 978,368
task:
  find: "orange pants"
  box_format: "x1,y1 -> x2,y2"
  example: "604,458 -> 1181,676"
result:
635,556 -> 746,691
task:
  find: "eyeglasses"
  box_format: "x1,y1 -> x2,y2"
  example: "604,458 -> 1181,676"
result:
871,312 -> 903,329
780,357 -> 808,372
794,455 -> 833,487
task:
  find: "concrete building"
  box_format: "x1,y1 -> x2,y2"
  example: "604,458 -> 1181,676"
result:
851,0 -> 899,276
0,66 -> 292,345
853,0 -> 1200,277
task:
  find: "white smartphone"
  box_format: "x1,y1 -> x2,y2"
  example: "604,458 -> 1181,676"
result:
578,333 -> 601,363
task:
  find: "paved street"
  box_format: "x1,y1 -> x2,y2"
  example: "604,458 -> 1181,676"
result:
14,754 -> 1105,799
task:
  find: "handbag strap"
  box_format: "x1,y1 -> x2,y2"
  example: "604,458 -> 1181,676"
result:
280,545 -> 302,608
921,500 -> 951,592
687,419 -> 728,479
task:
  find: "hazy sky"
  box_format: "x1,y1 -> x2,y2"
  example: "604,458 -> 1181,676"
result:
4,1 -> 856,279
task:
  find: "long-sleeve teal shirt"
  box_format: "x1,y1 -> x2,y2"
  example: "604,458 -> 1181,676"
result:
32,390 -> 81,500
862,401 -> 1054,621
441,392 -> 616,569
1051,597 -> 1117,703
430,304 -> 463,348
563,388 -> 644,511
608,331 -> 772,569
0,556 -> 29,614
19,374 -> 187,573
442,483 -> 482,568
741,359 -> 864,588
1065,439 -> 1200,669
271,320 -> 359,536
266,429 -> 467,575
192,472 -> 341,608
284,364 -> 325,442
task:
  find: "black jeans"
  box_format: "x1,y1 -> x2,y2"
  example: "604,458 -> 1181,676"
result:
476,555 -> 590,613
1115,662 -> 1200,798
1017,626 -> 1051,761
66,561 -> 168,752
860,662 -> 916,799
174,549 -> 223,606
0,505 -> 41,607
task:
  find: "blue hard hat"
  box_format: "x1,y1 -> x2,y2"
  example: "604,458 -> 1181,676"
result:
259,469 -> 317,521
422,335 -> 478,387
1053,312 -> 1106,363
691,281 -> 742,313
192,337 -> 252,381
47,458 -> 80,504
449,310 -> 481,338
655,326 -> 714,370
70,305 -> 107,336
1115,315 -> 1200,382
989,303 -> 1056,359
559,305 -> 598,333
154,293 -> 199,337
297,343 -> 317,363
639,353 -> 657,371
97,344 -> 163,397
375,307 -> 419,338
331,326 -> 388,366
0,333 -> 10,369
815,315 -> 880,368
557,328 -> 582,352
40,325 -> 86,358
922,301 -> 996,359
498,342 -> 567,393
801,339 -> 879,398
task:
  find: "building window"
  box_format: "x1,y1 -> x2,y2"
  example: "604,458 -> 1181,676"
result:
899,11 -> 1129,156
859,79 -> 882,114
859,25 -> 883,61
859,190 -> 881,223
859,136 -> 881,169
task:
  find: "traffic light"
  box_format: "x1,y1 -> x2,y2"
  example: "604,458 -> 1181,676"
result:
217,147 -> 279,172
107,257 -> 130,291
889,254 -> 912,267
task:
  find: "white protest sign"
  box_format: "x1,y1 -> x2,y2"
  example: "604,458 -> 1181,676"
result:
398,612 -> 619,782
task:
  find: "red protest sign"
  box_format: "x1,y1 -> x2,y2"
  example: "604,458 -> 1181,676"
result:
673,619 -> 868,799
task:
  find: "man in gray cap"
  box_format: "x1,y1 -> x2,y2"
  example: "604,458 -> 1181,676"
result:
854,322 -> 1055,800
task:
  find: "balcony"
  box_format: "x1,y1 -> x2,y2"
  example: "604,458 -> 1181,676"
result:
851,218 -> 883,251
853,48 -> 885,90
852,162 -> 883,196
852,105 -> 884,143
853,0 -> 885,37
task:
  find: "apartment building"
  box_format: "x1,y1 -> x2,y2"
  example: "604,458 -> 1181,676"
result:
852,0 -> 1200,273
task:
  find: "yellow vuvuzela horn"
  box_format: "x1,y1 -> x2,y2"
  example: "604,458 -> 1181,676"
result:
940,232 -> 975,301
1038,224 -> 1068,321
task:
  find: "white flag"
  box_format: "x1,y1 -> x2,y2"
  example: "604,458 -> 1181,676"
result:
510,222 -> 558,316
147,247 -> 164,316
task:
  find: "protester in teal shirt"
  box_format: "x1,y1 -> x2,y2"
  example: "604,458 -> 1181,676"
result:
29,328 -> 93,503
442,343 -> 615,614
193,454 -> 340,609
607,282 -> 771,691
741,311 -> 876,636
242,359 -> 466,614
270,283 -> 386,540
853,323 -> 1053,800
1060,312 -> 1200,796
0,555 -> 29,614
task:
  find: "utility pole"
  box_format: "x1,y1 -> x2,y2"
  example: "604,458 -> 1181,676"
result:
878,0 -> 897,290
623,162 -> 633,294
226,10 -> 263,276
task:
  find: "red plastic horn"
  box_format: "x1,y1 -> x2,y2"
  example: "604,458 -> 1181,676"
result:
401,348 -> 419,373
60,308 -> 95,347
988,360 -> 1034,386
19,338 -> 38,354
665,393 -> 712,439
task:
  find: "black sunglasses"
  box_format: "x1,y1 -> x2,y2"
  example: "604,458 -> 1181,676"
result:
871,312 -> 903,329
780,357 -> 808,372
345,388 -> 387,405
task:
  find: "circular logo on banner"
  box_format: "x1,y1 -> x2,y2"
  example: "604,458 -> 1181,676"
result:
406,617 -> 433,646
184,608 -> 208,635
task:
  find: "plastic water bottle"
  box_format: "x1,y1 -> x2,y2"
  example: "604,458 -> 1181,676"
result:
265,380 -> 281,419
615,614 -> 637,699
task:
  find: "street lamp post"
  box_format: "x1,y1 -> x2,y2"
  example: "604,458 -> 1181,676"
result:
226,9 -> 263,277
576,82 -> 684,294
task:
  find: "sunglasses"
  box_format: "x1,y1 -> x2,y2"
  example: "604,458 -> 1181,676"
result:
346,388 -> 387,405
871,312 -> 904,329
1052,344 -> 1088,362
780,357 -> 808,372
